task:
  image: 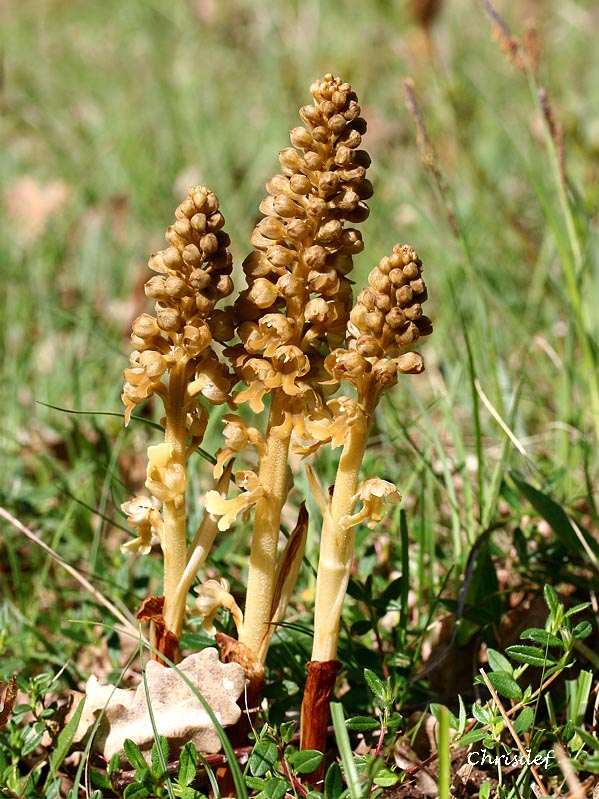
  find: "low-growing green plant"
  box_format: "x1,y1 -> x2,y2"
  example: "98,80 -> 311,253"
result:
243,722 -> 324,799
113,737 -> 205,799
0,672 -> 85,798
426,585 -> 595,795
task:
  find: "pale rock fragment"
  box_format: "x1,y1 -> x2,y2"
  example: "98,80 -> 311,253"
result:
74,648 -> 245,764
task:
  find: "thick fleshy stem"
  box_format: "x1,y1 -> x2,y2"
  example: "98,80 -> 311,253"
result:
160,366 -> 189,656
311,412 -> 370,663
300,414 -> 370,765
239,389 -> 292,662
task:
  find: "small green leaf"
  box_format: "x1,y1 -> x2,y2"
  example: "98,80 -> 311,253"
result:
124,738 -> 149,772
565,602 -> 592,618
505,645 -> 555,667
543,584 -> 560,618
244,777 -> 266,791
512,706 -> 534,735
380,576 -> 403,603
249,742 -> 279,777
521,629 -> 562,649
123,783 -> 151,798
108,753 -> 121,774
574,726 -> 599,750
511,475 -> 599,562
345,715 -> 380,732
430,703 -> 459,729
479,780 -> 491,799
178,742 -> 198,787
372,767 -> 399,787
472,703 -> 491,726
562,720 -> 575,742
486,649 -> 512,675
260,776 -> 289,798
287,749 -> 323,775
324,762 -> 343,799
179,788 -> 206,799
486,671 -> 522,701
280,721 -> 296,744
151,735 -> 169,778
364,669 -> 387,704
572,621 -> 592,640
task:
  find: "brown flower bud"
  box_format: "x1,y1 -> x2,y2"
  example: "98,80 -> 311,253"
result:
200,233 -> 219,255
306,196 -> 327,216
316,219 -> 342,243
209,308 -> 236,343
157,306 -> 181,332
139,350 -> 168,379
274,195 -> 303,218
258,216 -> 286,241
144,276 -> 169,302
395,352 -> 424,374
328,114 -> 347,134
266,175 -> 292,196
290,127 -> 314,149
372,358 -> 398,386
304,151 -> 324,170
289,174 -> 312,195
247,278 -> 279,308
267,245 -> 297,268
276,273 -> 304,298
164,276 -> 189,299
279,148 -> 303,174
190,213 -> 207,233
305,298 -> 329,323
133,313 -> 160,339
173,218 -> 192,238
286,219 -> 309,241
304,245 -> 327,269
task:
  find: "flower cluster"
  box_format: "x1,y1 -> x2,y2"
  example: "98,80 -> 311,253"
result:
326,244 -> 432,411
122,187 -> 234,429
227,74 -> 373,425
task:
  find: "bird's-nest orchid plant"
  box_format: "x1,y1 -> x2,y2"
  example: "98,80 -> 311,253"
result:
120,73 -> 432,761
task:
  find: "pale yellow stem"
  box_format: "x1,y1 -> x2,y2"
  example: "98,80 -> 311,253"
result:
311,413 -> 370,661
168,462 -> 235,628
239,390 -> 291,661
169,513 -> 219,627
161,364 -> 189,640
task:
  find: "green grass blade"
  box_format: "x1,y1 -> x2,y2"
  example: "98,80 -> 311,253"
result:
437,705 -> 450,799
331,702 -> 364,799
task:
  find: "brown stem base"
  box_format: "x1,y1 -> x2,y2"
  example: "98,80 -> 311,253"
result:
300,659 -> 341,785
136,596 -> 180,665
216,633 -> 264,741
